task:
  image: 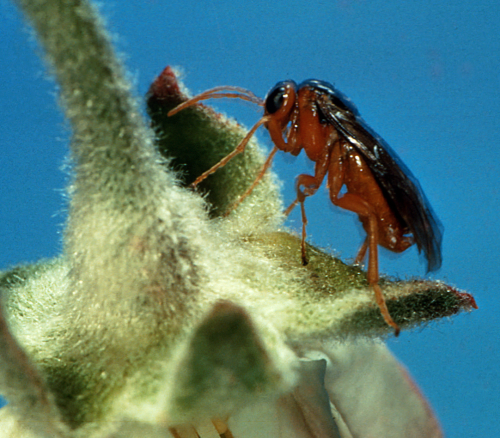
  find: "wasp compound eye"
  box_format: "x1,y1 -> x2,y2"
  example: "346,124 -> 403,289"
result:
265,84 -> 287,114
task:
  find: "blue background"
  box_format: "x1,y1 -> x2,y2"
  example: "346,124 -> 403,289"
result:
1,0 -> 498,435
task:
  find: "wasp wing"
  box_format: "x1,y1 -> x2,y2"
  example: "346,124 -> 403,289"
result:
317,94 -> 443,272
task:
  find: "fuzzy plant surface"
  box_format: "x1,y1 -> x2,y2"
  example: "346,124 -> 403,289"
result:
0,0 -> 477,437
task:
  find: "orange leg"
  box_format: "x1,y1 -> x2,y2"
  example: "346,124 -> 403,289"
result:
299,190 -> 308,265
284,198 -> 299,217
354,237 -> 369,265
294,171 -> 328,265
190,117 -> 270,188
327,145 -> 400,335
332,193 -> 400,336
223,146 -> 279,217
287,148 -> 332,264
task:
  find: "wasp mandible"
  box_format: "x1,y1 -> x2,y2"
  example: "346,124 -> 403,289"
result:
168,79 -> 443,335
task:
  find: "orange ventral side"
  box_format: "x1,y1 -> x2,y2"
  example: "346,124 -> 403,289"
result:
168,79 -> 443,336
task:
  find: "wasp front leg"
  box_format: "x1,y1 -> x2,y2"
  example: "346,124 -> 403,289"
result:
223,146 -> 279,217
327,142 -> 400,335
291,151 -> 331,265
294,174 -> 320,265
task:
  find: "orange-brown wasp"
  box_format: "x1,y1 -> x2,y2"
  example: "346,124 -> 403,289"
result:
168,79 -> 443,335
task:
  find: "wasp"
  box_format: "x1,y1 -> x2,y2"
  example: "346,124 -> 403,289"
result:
168,79 -> 443,335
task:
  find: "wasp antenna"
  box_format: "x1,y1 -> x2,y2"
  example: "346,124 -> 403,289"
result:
168,86 -> 264,116
204,86 -> 264,106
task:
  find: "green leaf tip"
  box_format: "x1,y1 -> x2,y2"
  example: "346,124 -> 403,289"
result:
164,301 -> 296,426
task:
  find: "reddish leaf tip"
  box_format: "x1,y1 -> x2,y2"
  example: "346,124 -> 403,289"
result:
449,286 -> 478,310
447,286 -> 479,312
147,66 -> 185,103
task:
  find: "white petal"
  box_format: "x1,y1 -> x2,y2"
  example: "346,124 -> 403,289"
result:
309,341 -> 442,438
228,359 -> 341,438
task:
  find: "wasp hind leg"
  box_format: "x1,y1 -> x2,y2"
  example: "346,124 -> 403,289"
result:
332,194 -> 400,336
327,147 -> 400,335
